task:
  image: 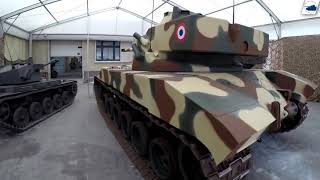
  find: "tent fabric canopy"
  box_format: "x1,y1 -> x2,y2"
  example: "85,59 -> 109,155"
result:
0,0 -> 319,39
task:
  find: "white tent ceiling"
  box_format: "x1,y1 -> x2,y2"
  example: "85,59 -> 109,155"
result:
0,0 -> 319,40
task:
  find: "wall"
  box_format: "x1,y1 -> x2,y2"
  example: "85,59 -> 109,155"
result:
32,40 -> 49,77
32,40 -> 49,64
267,35 -> 320,101
4,34 -> 29,62
281,35 -> 320,101
82,40 -> 133,81
51,40 -> 82,57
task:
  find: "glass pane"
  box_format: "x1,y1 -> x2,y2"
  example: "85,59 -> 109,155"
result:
0,0 -> 39,16
46,0 -> 87,21
115,41 -> 120,46
103,48 -> 113,60
6,6 -> 56,31
96,47 -> 102,60
103,41 -> 113,46
115,48 -> 120,60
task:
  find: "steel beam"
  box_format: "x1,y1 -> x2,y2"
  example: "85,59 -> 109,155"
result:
255,0 -> 281,25
144,1 -> 166,18
87,0 -> 89,16
163,0 -> 186,10
117,7 -> 158,25
0,0 -> 62,20
39,0 -> 58,23
31,7 -> 116,33
205,0 -> 253,15
4,21 -> 29,33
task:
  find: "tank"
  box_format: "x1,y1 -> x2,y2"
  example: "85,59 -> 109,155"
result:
94,7 -> 317,180
0,59 -> 77,132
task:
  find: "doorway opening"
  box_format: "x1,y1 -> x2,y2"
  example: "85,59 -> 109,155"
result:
50,56 -> 82,79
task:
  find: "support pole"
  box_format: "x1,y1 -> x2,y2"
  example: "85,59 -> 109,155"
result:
86,16 -> 90,97
29,33 -> 33,59
0,20 -> 4,66
0,20 -> 4,38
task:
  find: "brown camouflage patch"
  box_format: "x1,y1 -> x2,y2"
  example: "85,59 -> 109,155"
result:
124,73 -> 134,96
150,59 -> 183,71
151,79 -> 175,121
205,112 -> 255,150
303,85 -> 315,98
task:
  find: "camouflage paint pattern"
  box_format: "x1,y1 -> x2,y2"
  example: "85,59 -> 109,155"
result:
97,7 -> 317,165
131,9 -> 269,72
99,68 -> 316,164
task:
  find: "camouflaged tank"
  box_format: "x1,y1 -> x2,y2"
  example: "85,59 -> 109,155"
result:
94,7 -> 317,180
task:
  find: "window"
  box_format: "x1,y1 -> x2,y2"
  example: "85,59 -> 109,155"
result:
96,41 -> 120,61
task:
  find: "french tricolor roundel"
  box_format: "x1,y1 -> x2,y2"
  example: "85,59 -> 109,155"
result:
175,23 -> 187,42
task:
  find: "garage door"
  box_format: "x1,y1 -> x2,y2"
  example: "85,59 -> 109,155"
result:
51,40 -> 82,57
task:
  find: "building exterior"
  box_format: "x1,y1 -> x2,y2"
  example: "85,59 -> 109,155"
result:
0,33 -> 134,82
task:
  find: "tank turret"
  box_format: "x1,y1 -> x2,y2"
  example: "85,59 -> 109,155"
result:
0,59 -> 58,85
132,7 -> 269,71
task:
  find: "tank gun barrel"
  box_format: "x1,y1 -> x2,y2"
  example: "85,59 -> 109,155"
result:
42,59 -> 59,68
133,32 -> 149,47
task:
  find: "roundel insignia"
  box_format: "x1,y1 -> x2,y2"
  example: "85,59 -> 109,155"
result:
175,23 -> 187,42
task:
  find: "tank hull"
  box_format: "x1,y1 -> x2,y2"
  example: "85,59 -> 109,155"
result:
94,67 -> 315,179
0,79 -> 77,132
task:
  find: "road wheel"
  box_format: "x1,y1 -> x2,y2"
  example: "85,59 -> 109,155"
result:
131,121 -> 149,156
178,143 -> 206,180
103,95 -> 111,118
29,102 -> 43,121
108,97 -> 115,121
149,138 -> 178,180
120,111 -> 132,140
53,94 -> 63,109
112,103 -> 122,129
0,102 -> 11,122
13,107 -> 29,127
42,97 -> 53,114
62,91 -> 72,105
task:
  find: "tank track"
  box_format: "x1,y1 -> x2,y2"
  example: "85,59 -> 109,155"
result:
0,80 -> 77,133
94,77 -> 251,180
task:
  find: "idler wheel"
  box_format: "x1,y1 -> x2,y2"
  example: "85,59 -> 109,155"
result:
71,83 -> 77,96
120,111 -> 133,140
62,91 -> 72,105
178,143 -> 206,180
112,103 -> 122,129
131,121 -> 149,156
29,102 -> 43,121
149,138 -> 178,180
13,107 -> 29,127
0,102 -> 11,122
53,94 -> 63,109
42,97 -> 54,114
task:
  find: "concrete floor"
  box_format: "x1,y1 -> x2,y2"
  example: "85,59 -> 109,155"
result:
249,101 -> 320,180
0,80 -> 319,180
0,81 -> 142,180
